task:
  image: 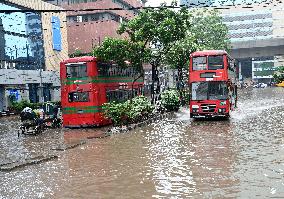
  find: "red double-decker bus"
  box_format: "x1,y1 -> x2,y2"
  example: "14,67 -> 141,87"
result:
189,50 -> 238,118
60,56 -> 144,127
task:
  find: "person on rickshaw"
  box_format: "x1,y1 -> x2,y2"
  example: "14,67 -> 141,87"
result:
33,106 -> 45,126
21,106 -> 45,124
20,107 -> 36,122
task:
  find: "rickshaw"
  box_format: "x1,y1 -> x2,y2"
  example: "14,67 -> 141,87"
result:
18,108 -> 45,136
18,103 -> 62,137
42,102 -> 62,129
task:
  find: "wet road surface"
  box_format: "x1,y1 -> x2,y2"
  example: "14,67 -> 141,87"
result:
0,87 -> 284,198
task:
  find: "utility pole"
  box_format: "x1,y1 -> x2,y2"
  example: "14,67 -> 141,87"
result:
37,43 -> 44,103
14,45 -> 17,59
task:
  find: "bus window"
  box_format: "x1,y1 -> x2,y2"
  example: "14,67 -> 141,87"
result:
66,63 -> 87,78
191,82 -> 208,100
68,92 -> 89,102
191,82 -> 228,100
193,57 -> 207,70
208,56 -> 224,70
208,82 -> 228,100
97,62 -> 109,76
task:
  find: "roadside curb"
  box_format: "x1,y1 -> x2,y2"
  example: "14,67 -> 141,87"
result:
106,112 -> 174,135
0,155 -> 58,171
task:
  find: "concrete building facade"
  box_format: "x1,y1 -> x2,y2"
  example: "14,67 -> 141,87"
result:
44,0 -> 146,54
221,2 -> 284,83
180,0 -> 284,83
0,0 -> 69,111
180,0 -> 214,7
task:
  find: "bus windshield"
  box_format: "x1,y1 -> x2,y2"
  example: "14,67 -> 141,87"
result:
208,55 -> 224,70
66,63 -> 87,78
191,82 -> 228,100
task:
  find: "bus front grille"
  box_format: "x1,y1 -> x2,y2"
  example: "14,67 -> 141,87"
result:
201,104 -> 216,112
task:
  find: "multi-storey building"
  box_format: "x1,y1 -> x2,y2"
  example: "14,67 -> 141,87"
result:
180,0 -> 284,83
180,0 -> 214,7
44,0 -> 146,54
0,0 -> 68,112
221,1 -> 284,83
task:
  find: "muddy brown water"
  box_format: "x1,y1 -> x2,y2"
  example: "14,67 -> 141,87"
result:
0,87 -> 284,198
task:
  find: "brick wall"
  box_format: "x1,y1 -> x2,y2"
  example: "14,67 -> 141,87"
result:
61,0 -> 143,54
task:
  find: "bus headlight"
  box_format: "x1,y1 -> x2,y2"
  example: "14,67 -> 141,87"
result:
192,105 -> 199,112
220,101 -> 226,106
218,108 -> 226,113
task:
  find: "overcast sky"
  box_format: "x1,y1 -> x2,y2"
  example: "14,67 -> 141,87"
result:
145,0 -> 174,6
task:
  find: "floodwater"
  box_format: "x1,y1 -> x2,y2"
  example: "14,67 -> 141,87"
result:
0,87 -> 284,198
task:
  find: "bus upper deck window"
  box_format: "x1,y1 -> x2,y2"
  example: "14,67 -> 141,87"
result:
193,57 -> 207,70
208,56 -> 224,70
66,63 -> 87,78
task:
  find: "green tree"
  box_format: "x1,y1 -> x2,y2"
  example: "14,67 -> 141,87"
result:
70,49 -> 83,58
165,9 -> 230,103
93,37 -> 150,71
166,9 -> 230,73
93,37 -> 151,98
118,3 -> 191,101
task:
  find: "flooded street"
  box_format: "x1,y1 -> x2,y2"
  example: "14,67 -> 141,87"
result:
0,88 -> 284,198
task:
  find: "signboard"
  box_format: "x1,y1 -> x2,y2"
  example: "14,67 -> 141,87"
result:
51,16 -> 62,51
9,89 -> 19,101
252,60 -> 277,79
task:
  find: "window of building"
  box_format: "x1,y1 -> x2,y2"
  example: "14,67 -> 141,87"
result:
82,15 -> 88,22
0,2 -> 45,70
68,0 -> 97,4
76,16 -> 82,22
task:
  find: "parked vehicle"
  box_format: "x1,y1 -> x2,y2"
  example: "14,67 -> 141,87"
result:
60,57 -> 144,128
188,50 -> 238,118
276,81 -> 284,87
253,83 -> 268,88
43,102 -> 62,128
18,104 -> 62,136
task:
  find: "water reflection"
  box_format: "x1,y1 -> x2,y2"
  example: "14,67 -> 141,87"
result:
145,117 -> 240,198
188,120 -> 239,198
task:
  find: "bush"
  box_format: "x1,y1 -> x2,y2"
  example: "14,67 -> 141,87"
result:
8,100 -> 57,113
160,90 -> 180,112
102,96 -> 154,126
9,100 -> 31,113
102,101 -> 130,126
127,96 -> 154,123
